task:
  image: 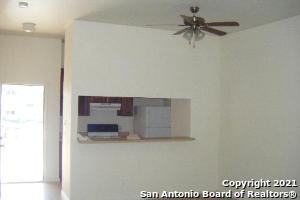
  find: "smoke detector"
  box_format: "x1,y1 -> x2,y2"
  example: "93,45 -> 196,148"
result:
22,22 -> 36,32
19,1 -> 29,8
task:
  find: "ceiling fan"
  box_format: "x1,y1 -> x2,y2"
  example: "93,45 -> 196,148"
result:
148,6 -> 239,47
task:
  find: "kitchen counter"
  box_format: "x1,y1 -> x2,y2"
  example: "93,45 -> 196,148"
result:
77,132 -> 195,143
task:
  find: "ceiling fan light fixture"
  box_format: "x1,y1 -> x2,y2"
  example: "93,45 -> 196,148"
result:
194,30 -> 205,41
22,22 -> 36,32
183,29 -> 193,41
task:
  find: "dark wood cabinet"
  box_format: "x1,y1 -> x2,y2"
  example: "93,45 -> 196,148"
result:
117,97 -> 133,116
60,68 -> 64,116
108,97 -> 122,103
89,96 -> 122,104
78,96 -> 133,116
78,96 -> 90,116
89,96 -> 107,103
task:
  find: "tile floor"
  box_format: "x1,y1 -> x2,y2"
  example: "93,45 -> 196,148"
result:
0,182 -> 62,200
0,183 -> 230,200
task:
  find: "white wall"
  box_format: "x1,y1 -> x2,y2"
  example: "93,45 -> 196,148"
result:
0,34 -> 62,182
64,20 -> 221,200
219,15 -> 300,195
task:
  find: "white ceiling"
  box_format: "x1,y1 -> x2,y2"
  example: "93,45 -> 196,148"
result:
1,0 -> 300,37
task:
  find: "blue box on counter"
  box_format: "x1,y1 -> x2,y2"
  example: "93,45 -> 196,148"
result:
87,124 -> 119,132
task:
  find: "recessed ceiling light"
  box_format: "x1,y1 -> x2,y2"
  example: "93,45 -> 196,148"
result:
19,1 -> 29,8
22,22 -> 36,32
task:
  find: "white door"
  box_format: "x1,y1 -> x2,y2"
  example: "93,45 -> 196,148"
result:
0,84 -> 44,183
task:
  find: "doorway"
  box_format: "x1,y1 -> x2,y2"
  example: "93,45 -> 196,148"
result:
0,84 -> 44,183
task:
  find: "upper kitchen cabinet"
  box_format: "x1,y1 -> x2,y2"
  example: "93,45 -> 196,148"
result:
60,68 -> 64,116
108,97 -> 122,103
89,96 -> 107,103
78,96 -> 90,116
117,97 -> 133,116
89,96 -> 122,104
78,96 -> 133,116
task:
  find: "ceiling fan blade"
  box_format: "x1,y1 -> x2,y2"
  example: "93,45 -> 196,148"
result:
173,27 -> 190,35
145,24 -> 187,27
180,15 -> 193,25
206,21 -> 239,26
201,27 -> 227,36
195,17 -> 206,26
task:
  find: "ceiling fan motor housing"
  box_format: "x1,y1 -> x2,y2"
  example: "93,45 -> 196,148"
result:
190,6 -> 199,14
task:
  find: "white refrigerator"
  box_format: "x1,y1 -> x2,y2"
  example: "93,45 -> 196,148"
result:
134,106 -> 171,138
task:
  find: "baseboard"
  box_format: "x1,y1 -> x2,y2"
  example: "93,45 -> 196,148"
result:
44,177 -> 60,182
61,190 -> 70,200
